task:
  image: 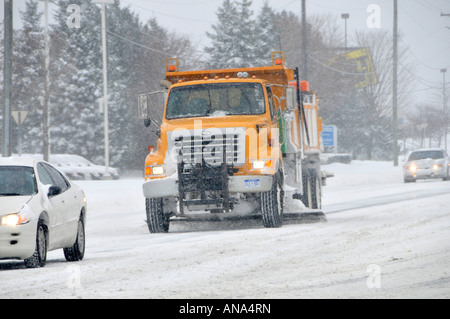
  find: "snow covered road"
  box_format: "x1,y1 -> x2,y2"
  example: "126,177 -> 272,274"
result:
1,161 -> 449,299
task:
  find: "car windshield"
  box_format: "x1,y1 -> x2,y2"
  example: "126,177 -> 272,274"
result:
165,82 -> 265,119
0,166 -> 37,196
408,151 -> 444,161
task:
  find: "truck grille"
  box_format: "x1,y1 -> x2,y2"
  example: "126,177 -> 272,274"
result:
168,128 -> 246,166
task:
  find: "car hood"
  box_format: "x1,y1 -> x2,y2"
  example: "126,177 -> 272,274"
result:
0,196 -> 33,216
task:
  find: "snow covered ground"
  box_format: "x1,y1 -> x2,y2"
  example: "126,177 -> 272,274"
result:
0,160 -> 449,299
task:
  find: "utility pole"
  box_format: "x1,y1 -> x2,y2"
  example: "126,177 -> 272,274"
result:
41,0 -> 50,162
442,68 -> 447,153
301,0 -> 307,80
392,0 -> 399,166
2,0 -> 13,157
92,0 -> 114,178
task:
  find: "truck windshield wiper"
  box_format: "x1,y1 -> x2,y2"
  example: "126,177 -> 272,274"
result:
0,193 -> 23,196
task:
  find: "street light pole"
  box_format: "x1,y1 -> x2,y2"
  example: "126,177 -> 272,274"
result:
92,0 -> 113,178
2,0 -> 13,157
441,68 -> 447,153
341,13 -> 349,49
393,0 -> 399,166
39,0 -> 50,162
301,0 -> 307,80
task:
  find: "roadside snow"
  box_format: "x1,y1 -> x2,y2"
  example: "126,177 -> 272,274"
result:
0,160 -> 449,298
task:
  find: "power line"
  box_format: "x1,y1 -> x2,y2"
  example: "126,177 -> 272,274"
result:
106,29 -> 172,56
398,61 -> 442,89
120,0 -> 214,23
308,53 -> 376,76
49,0 -> 195,56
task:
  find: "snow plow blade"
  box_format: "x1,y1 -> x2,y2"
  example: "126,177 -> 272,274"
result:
169,211 -> 327,230
282,211 -> 327,224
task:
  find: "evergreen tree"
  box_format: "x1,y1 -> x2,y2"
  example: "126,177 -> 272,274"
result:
0,23 -> 4,128
206,0 -> 281,68
255,1 -> 278,66
51,0 -> 103,162
6,0 -> 200,168
205,0 -> 239,68
13,0 -> 45,155
234,0 -> 256,67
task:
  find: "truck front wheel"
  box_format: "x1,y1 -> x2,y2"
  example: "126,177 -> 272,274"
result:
261,175 -> 283,228
146,198 -> 169,233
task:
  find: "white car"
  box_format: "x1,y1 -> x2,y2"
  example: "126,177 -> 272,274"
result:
403,148 -> 450,183
0,157 -> 87,268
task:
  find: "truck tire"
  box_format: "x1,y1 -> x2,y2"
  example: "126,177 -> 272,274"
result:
301,168 -> 322,209
261,175 -> 283,228
146,198 -> 169,233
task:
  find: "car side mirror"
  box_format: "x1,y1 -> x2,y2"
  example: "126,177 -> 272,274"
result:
48,185 -> 62,197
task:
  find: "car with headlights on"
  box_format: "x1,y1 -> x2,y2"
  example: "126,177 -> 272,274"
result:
0,157 -> 87,268
403,148 -> 450,183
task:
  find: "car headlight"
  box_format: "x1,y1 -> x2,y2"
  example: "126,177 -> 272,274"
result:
151,166 -> 165,176
408,164 -> 417,172
1,214 -> 29,227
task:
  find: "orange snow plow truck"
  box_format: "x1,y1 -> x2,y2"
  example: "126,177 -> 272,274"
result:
138,52 -> 326,233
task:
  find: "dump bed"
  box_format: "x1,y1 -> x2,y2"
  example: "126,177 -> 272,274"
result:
165,63 -> 294,87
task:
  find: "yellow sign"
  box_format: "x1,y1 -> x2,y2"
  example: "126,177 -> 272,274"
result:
330,48 -> 377,88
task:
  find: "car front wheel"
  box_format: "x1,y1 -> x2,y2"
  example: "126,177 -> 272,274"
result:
24,221 -> 47,268
64,218 -> 85,262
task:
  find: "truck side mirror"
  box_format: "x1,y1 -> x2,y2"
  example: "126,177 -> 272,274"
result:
138,94 -> 150,123
285,87 -> 296,111
138,91 -> 165,127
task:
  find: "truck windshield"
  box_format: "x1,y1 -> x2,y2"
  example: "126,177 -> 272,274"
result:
0,166 -> 37,196
166,82 -> 265,119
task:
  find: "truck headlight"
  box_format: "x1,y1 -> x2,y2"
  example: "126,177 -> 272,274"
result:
252,160 -> 266,169
152,166 -> 165,175
1,214 -> 29,226
252,160 -> 273,170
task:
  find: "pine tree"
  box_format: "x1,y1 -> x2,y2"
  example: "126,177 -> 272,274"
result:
0,23 -> 4,128
255,1 -> 278,66
205,0 -> 240,68
234,0 -> 256,67
51,0 -> 103,161
13,0 -> 45,155
206,0 -> 281,68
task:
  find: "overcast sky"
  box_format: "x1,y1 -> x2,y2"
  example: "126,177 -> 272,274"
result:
1,0 -> 449,105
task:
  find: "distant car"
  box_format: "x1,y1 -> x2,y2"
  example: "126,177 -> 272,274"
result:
0,157 -> 87,268
49,154 -> 120,181
23,154 -> 120,180
403,148 -> 450,183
